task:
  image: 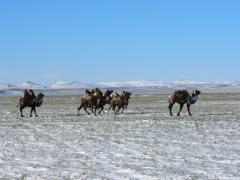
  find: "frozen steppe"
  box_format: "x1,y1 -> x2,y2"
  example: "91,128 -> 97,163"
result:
0,93 -> 240,179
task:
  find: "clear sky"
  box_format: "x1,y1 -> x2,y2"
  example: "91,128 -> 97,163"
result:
0,0 -> 239,83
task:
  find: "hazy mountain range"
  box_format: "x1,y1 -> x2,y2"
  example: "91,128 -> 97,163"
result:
0,80 -> 240,95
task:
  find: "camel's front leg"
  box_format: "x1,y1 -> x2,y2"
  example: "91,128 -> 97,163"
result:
33,107 -> 38,117
121,106 -> 125,114
168,103 -> 174,116
94,106 -> 97,116
98,106 -> 104,114
187,104 -> 192,116
115,106 -> 121,115
107,105 -> 112,115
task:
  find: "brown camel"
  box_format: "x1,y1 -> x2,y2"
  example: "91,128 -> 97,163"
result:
97,89 -> 113,114
168,89 -> 201,116
77,88 -> 103,116
17,89 -> 44,117
107,91 -> 131,115
119,91 -> 131,114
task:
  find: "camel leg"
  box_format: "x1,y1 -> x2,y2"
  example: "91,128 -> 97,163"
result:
115,106 -> 121,115
78,105 -> 83,116
94,106 -> 97,116
101,108 -> 105,114
33,107 -> 38,117
99,106 -> 105,114
121,106 -> 125,114
113,106 -> 117,115
30,107 -> 33,117
108,105 -> 116,115
187,104 -> 192,116
107,105 -> 112,114
84,106 -> 91,115
177,104 -> 184,116
168,103 -> 174,116
20,105 -> 25,117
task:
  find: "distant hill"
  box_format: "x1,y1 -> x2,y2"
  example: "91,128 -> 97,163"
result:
0,80 -> 240,95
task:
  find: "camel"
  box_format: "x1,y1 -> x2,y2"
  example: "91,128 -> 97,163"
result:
84,89 -> 96,112
119,91 -> 131,113
107,91 -> 131,115
77,88 -> 103,116
97,89 -> 113,114
168,89 -> 201,116
17,89 -> 44,117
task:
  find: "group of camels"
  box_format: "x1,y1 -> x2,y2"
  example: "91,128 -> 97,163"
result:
17,88 -> 201,117
77,88 -> 132,116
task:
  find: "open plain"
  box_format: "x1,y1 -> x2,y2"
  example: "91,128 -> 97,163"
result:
0,93 -> 240,179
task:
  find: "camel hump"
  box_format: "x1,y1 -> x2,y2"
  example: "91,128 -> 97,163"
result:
85,89 -> 90,94
176,89 -> 188,94
174,89 -> 189,96
29,89 -> 36,98
110,93 -> 119,98
23,89 -> 29,97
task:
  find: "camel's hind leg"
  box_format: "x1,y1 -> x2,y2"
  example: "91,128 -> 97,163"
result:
20,105 -> 25,117
121,106 -> 125,114
107,106 -> 111,114
107,105 -> 114,114
84,106 -> 91,115
30,107 -> 38,117
78,104 -> 84,116
168,103 -> 175,116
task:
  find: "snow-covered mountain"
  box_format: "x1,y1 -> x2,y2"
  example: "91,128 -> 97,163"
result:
17,81 -> 45,89
47,81 -> 93,89
172,80 -> 208,85
96,80 -> 166,88
1,80 -> 240,95
0,81 -> 45,90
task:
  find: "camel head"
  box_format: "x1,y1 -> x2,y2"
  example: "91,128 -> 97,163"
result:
123,91 -> 132,99
188,90 -> 201,104
104,90 -> 113,97
104,90 -> 114,103
192,90 -> 201,97
95,88 -> 103,97
36,93 -> 44,107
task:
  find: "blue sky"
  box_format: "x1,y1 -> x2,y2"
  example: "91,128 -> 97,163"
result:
0,0 -> 239,83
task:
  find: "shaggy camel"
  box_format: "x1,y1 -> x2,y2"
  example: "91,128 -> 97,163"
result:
168,89 -> 201,116
77,88 -> 103,116
107,91 -> 131,115
121,91 -> 132,113
17,89 -> 44,117
97,89 -> 113,114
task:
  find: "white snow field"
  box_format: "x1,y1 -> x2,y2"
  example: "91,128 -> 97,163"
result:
0,93 -> 240,179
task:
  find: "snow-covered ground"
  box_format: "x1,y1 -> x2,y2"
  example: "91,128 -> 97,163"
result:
0,93 -> 240,179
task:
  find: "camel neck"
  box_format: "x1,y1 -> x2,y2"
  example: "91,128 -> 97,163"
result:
189,95 -> 198,104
